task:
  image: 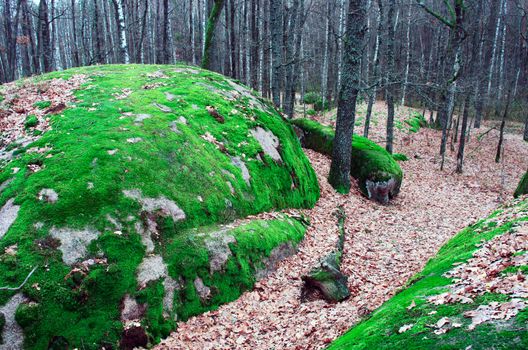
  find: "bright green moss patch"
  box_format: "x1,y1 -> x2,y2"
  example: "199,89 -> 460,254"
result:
291,118 -> 403,202
0,64 -> 319,349
514,171 -> 528,198
404,113 -> 428,133
393,153 -> 409,162
24,115 -> 38,129
329,198 -> 528,350
32,100 -> 51,109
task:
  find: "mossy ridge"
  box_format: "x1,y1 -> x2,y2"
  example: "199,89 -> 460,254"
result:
514,171 -> 528,198
328,198 -> 528,350
290,118 -> 402,200
0,64 -> 319,349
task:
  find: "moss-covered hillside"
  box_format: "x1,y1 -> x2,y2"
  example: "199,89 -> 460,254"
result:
0,65 -> 319,349
329,196 -> 528,350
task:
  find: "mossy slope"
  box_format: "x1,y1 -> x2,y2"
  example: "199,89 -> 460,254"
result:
0,65 -> 319,349
291,118 -> 402,203
329,197 -> 528,350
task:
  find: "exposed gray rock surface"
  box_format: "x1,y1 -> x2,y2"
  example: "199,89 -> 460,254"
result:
0,199 -> 20,240
250,127 -> 282,163
50,227 -> 100,265
0,293 -> 27,350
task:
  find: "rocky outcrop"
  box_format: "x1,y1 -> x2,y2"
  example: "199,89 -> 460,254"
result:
0,64 -> 318,349
291,118 -> 402,204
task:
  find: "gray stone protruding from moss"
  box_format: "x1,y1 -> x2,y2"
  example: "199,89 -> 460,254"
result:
134,114 -> 151,124
255,242 -> 297,280
0,293 -> 27,350
205,230 -> 237,274
38,188 -> 58,203
194,277 -> 211,302
50,227 -> 100,265
250,127 -> 283,163
123,189 -> 186,222
120,295 -> 146,322
0,179 -> 13,193
162,277 -> 182,319
153,103 -> 172,113
0,199 -> 20,240
231,157 -> 251,186
135,221 -> 155,253
136,255 -> 168,286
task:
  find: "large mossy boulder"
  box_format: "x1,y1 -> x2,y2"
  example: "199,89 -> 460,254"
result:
514,171 -> 528,198
291,118 -> 402,203
0,65 -> 319,349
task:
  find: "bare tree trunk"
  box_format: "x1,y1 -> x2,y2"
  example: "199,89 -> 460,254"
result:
456,94 -> 471,173
495,90 -> 511,163
524,115 -> 528,142
364,0 -> 383,138
262,0 -> 271,98
38,0 -> 53,72
201,0 -> 225,69
111,0 -> 128,64
283,0 -> 299,118
401,0 -> 412,106
385,0 -> 396,154
161,0 -> 170,63
329,0 -> 367,193
270,0 -> 283,107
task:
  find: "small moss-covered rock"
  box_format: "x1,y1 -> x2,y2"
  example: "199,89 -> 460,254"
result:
514,171 -> 528,197
302,252 -> 350,302
32,101 -> 51,110
24,115 -> 38,129
0,64 -> 319,349
291,118 -> 403,203
392,153 -> 409,162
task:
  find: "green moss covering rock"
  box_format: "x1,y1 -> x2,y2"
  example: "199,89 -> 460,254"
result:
0,64 -> 319,349
329,197 -> 528,350
291,118 -> 403,204
32,101 -> 51,110
514,171 -> 528,198
24,115 -> 38,129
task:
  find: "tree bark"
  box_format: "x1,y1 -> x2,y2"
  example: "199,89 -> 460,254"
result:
456,94 -> 470,173
385,1 -> 396,154
328,0 -> 367,193
270,0 -> 283,107
201,0 -> 225,70
38,0 -> 53,72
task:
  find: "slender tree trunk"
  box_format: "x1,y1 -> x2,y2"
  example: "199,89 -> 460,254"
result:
283,0 -> 299,118
328,0 -> 367,193
201,0 -> 225,69
111,0 -> 128,63
385,1 -> 396,154
523,115 -> 528,142
364,0 -> 383,138
401,0 -> 412,106
38,0 -> 53,72
229,0 -> 236,77
262,0 -> 271,98
495,91 -> 511,163
456,94 -> 471,173
270,0 -> 283,107
161,0 -> 170,63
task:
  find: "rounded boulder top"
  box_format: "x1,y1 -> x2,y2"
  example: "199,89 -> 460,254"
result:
0,64 -> 319,349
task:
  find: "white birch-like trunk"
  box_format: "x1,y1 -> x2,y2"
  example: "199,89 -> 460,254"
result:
497,0 -> 507,100
401,0 -> 412,106
118,0 -> 129,63
487,0 -> 504,97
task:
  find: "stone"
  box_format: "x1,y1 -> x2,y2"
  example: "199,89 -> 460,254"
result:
126,137 -> 143,144
120,325 -> 148,350
120,295 -> 146,322
365,178 -> 400,205
134,114 -> 152,124
162,277 -> 182,319
194,277 -> 211,302
231,157 -> 251,186
0,179 -> 13,193
50,227 -> 100,265
0,199 -> 20,240
0,293 -> 27,350
165,92 -> 176,101
153,103 -> 172,113
38,188 -> 58,203
205,230 -> 237,274
250,127 -> 282,163
255,242 -> 297,280
123,189 -> 186,222
136,255 -> 168,286
302,252 -> 350,303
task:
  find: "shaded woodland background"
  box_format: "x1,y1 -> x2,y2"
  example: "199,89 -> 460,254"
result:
0,0 -> 527,139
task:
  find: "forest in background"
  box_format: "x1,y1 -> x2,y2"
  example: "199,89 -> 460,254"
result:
0,0 -> 527,151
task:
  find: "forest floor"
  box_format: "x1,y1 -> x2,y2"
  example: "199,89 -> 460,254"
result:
155,101 -> 528,350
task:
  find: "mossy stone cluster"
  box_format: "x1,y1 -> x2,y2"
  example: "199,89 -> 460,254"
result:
291,118 -> 403,203
404,113 -> 428,133
514,171 -> 528,198
0,64 -> 319,349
